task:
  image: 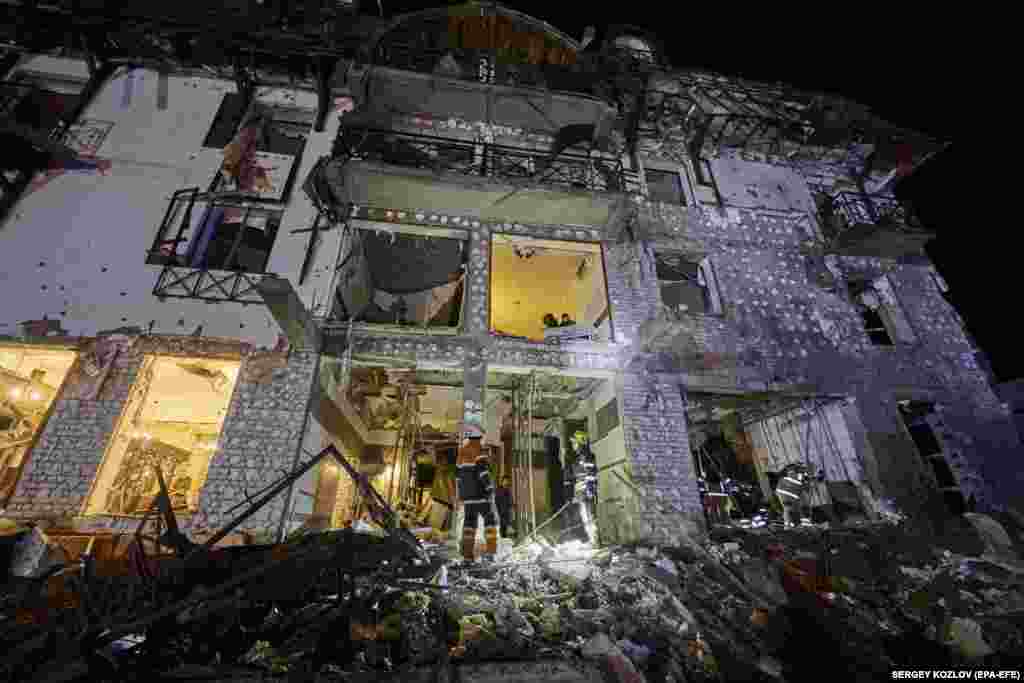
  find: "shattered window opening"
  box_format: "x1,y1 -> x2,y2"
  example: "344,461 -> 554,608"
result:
644,167 -> 686,205
489,236 -> 609,343
331,226 -> 467,330
84,355 -> 240,516
0,346 -> 77,505
204,94 -> 313,204
655,252 -> 721,316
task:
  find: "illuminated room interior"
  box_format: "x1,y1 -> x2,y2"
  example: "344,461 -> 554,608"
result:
489,236 -> 609,342
84,355 -> 240,516
0,346 -> 77,503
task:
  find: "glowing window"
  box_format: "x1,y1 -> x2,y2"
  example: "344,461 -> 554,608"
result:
85,356 -> 240,516
490,236 -> 609,343
0,347 -> 76,504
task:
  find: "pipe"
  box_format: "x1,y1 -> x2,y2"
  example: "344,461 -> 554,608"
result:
512,386 -> 521,539
527,373 -> 537,535
514,499 -> 574,550
275,350 -> 322,543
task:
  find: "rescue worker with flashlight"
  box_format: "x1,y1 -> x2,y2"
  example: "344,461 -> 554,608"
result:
456,423 -> 498,564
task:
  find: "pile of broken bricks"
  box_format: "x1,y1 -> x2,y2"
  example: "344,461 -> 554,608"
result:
3,510 -> 1024,682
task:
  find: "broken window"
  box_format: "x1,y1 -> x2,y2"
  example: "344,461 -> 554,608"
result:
204,95 -> 313,202
490,236 -> 609,343
0,347 -> 77,505
896,400 -> 967,514
148,193 -> 283,274
655,252 -> 722,315
331,225 -> 467,329
85,356 -> 240,516
645,168 -> 686,204
848,277 -> 916,346
1,71 -> 83,137
694,158 -> 715,188
1,72 -> 86,216
593,397 -> 620,443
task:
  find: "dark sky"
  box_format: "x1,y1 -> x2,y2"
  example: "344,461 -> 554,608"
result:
375,3 -> 989,380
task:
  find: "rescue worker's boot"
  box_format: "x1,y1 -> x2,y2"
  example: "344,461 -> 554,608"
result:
483,526 -> 499,559
461,527 -> 477,563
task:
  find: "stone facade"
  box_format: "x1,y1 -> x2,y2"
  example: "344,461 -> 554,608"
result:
192,349 -> 318,537
3,336 -> 317,540
5,348 -> 137,520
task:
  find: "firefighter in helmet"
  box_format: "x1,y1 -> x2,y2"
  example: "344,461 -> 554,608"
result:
456,423 -> 498,563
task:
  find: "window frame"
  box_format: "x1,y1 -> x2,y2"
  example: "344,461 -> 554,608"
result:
1,70 -> 89,221
488,234 -> 612,343
684,155 -> 719,206
654,251 -> 723,317
202,94 -> 314,205
848,277 -> 916,347
895,399 -> 967,512
641,159 -> 693,206
643,166 -> 688,205
330,220 -> 469,333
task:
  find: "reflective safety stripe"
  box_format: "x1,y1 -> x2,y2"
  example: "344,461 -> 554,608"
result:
777,489 -> 801,500
783,476 -> 804,486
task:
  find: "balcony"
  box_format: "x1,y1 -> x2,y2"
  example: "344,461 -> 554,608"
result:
819,191 -> 934,259
147,188 -> 282,303
333,126 -> 637,230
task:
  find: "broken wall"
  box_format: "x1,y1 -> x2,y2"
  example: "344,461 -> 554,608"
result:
623,166 -> 1016,518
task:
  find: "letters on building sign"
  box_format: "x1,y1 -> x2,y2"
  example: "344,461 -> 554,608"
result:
445,15 -> 576,65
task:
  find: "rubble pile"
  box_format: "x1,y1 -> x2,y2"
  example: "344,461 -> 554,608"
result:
3,485 -> 1024,682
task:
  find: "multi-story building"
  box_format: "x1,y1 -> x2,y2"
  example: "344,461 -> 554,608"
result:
0,1 -> 1013,550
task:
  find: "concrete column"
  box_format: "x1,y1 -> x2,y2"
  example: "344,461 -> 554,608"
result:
455,345 -> 488,545
619,372 -> 704,544
463,227 -> 491,336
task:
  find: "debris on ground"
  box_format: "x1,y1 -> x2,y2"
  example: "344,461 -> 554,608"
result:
2,453 -> 1024,682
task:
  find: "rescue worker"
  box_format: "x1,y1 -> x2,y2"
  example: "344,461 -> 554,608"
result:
456,423 -> 498,563
429,459 -> 456,532
494,475 -> 513,538
774,462 -> 809,527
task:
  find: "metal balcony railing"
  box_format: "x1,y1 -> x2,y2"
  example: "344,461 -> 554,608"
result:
825,191 -> 926,234
337,125 -> 633,194
147,188 -> 282,303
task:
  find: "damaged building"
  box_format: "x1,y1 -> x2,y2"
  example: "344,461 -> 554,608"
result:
0,0 -> 1009,561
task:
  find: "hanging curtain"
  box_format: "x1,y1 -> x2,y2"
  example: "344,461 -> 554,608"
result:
186,206 -> 225,268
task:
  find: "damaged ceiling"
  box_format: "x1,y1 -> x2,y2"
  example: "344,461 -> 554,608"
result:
350,366 -> 603,420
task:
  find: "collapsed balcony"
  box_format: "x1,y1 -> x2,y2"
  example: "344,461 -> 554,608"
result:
332,125 -> 636,229
817,191 -> 934,259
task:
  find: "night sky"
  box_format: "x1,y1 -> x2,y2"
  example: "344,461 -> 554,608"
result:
376,3 -> 984,380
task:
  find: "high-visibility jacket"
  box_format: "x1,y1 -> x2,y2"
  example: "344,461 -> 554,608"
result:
775,466 -> 808,503
456,439 -> 493,504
